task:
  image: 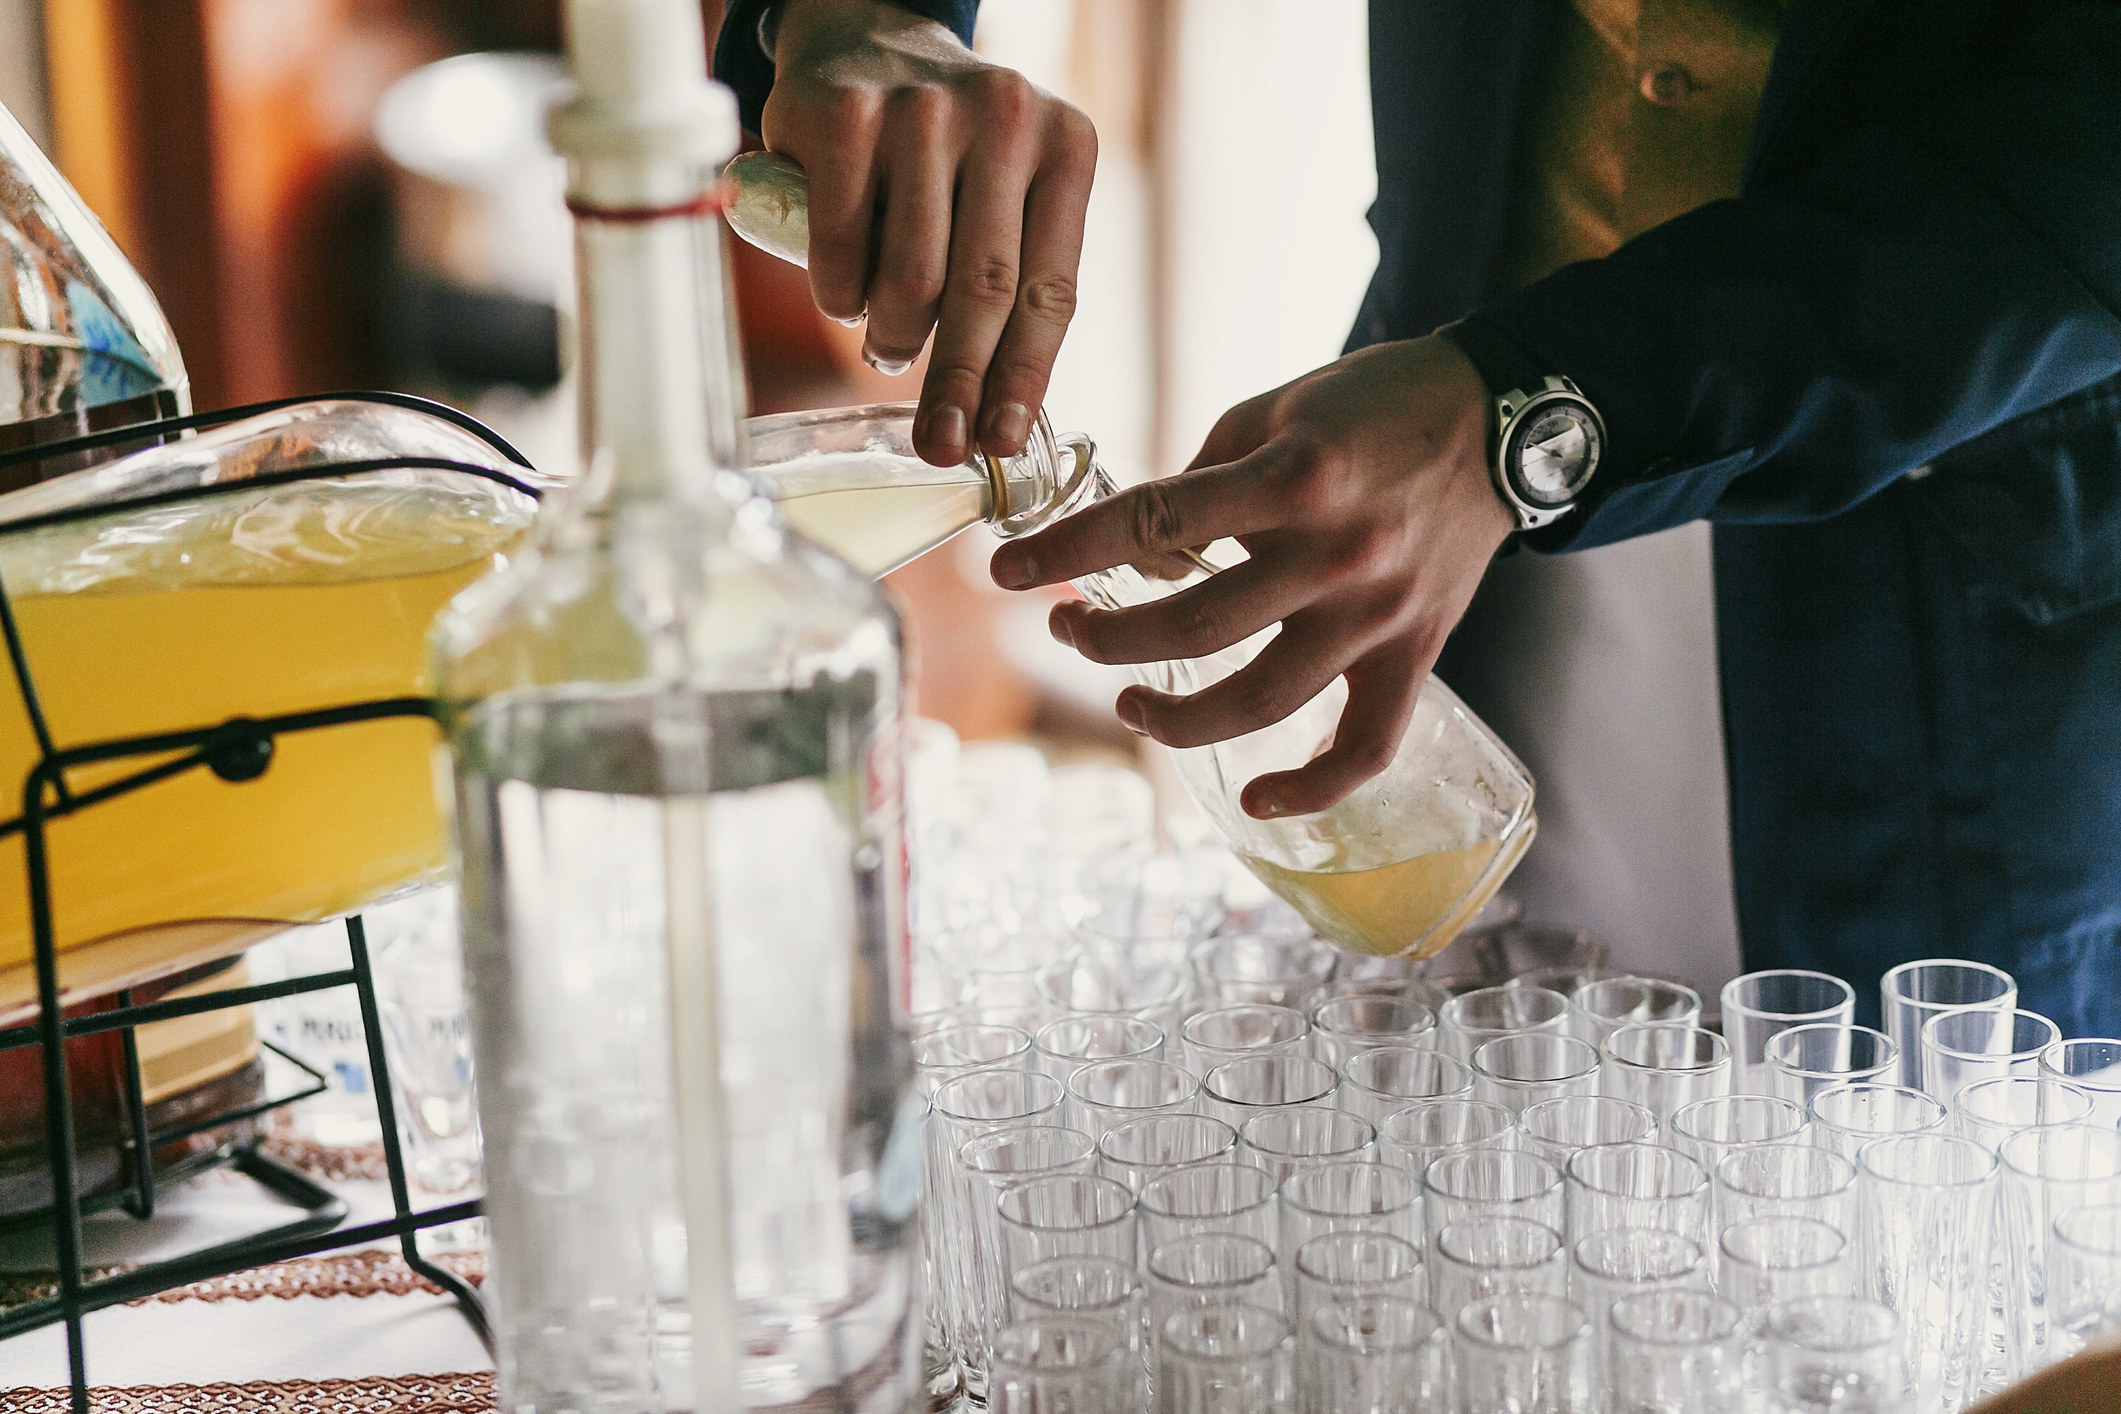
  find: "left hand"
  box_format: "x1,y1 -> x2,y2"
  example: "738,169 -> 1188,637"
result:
988,334 -> 1512,819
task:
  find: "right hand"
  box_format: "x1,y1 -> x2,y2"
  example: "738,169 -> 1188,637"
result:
762,0 -> 1097,468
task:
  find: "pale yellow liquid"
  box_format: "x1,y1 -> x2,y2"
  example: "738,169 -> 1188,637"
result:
1242,834 -> 1525,960
774,478 -> 988,578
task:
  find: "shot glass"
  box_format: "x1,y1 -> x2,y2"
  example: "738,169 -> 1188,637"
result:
1516,1095 -> 1657,1172
1067,1058 -> 1199,1141
1279,1162 -> 1424,1306
915,1022 -> 1035,1098
1100,1111 -> 1240,1194
989,1317 -> 1135,1414
1720,970 -> 1855,1095
1422,1149 -> 1566,1269
1471,1033 -> 1602,1116
1952,1076 -> 2096,1155
1202,1055 -> 1339,1131
1807,1082 -> 1947,1162
1292,1231 -> 1426,1328
1569,1226 -> 1706,1377
1568,976 -> 1702,1052
2038,1038 -> 2121,1129
1858,1132 -> 1997,1414
1607,1289 -> 1745,1413
956,1126 -> 1104,1363
1667,1093 -> 1810,1176
1598,1024 -> 1731,1130
1182,1003 -> 1311,1075
1038,951 -> 1188,1036
1713,1143 -> 1859,1245
1761,1296 -> 1907,1414
1920,1008 -> 2061,1101
931,1072 -> 1072,1331
1158,1301 -> 1295,1414
1996,1122 -> 2121,1378
1452,1292 -> 1596,1414
1237,1108 -> 1375,1187
1718,1215 -> 1851,1312
2051,1203 -> 2121,1362
992,1174 -> 1139,1401
1431,1215 -> 1567,1332
1033,1015 -> 1165,1086
1139,1161 -> 1280,1253
1308,995 -> 1436,1071
1338,1048 -> 1475,1124
1562,1142 -> 1712,1248
1190,935 -> 1339,1011
1376,1098 -> 1515,1178
1765,1023 -> 1897,1112
1147,1232 -> 1282,1339
1438,985 -> 1571,1063
1300,1295 -> 1450,1414
1881,960 -> 2016,1090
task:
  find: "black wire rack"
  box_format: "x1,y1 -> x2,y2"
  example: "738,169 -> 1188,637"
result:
0,391 -> 543,1413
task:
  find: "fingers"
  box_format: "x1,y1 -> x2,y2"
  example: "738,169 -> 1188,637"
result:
1048,558 -> 1317,666
1237,639 -> 1431,818
974,107 -> 1095,457
1112,609 -> 1367,750
1184,391 -> 1277,473
991,450 -> 1287,589
862,87 -> 955,375
792,94 -> 882,324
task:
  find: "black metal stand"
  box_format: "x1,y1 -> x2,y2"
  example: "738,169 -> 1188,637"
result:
0,392 -> 542,1411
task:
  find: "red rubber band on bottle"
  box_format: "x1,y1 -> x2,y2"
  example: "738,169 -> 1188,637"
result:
565,184 -> 731,223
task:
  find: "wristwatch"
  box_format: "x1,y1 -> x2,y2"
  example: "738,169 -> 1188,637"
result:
1445,321 -> 1605,532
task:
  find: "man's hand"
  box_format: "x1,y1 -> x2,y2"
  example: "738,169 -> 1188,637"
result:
989,335 -> 1512,820
763,0 -> 1096,467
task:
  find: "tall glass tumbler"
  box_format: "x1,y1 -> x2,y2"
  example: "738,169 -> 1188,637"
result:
1562,1142 -> 1712,1248
1147,1232 -> 1282,1339
1034,1015 -> 1165,1086
1667,1093 -> 1810,1176
1857,1133 -> 1997,1414
1718,1216 -> 1851,1313
956,1127 -> 1103,1390
1279,1162 -> 1424,1306
1158,1302 -> 1296,1414
1423,1150 -> 1566,1269
1182,1003 -> 1311,1076
1376,1098 -> 1515,1178
989,1318 -> 1135,1414
1452,1293 -> 1596,1414
1471,1033 -> 1603,1116
1139,1161 -> 1281,1252
1952,1076 -> 2095,1155
1431,1216 -> 1568,1332
1010,1253 -> 1146,1346
1292,1231 -> 1426,1328
1607,1289 -> 1745,1414
2051,1203 -> 2121,1362
1882,961 -> 2016,1090
1569,976 -> 1702,1052
1720,970 -> 1855,1095
1766,1024 -> 1898,1112
1569,1227 -> 1707,1383
1067,1058 -> 1200,1141
916,1023 -> 1036,1097
1761,1295 -> 1907,1414
1238,1108 -> 1375,1187
1101,1112 -> 1240,1194
1190,935 -> 1339,1011
1203,1055 -> 1340,1131
1308,995 -> 1436,1071
1808,1083 -> 1947,1162
1599,1025 -> 1731,1130
1517,1095 -> 1657,1172
2038,1038 -> 2121,1129
1714,1143 -> 1860,1242
1996,1122 -> 2121,1379
1438,985 -> 1571,1063
1300,1296 -> 1450,1414
1338,1048 -> 1475,1124
991,1175 -> 1139,1405
1920,1008 -> 2061,1101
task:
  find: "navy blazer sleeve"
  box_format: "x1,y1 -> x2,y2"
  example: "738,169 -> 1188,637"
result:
714,0 -> 981,136
1462,2 -> 2121,552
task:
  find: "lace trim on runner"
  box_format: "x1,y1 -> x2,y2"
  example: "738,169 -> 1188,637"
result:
1,1372 -> 495,1413
134,1248 -> 484,1303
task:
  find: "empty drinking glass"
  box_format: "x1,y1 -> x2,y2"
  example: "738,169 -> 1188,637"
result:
1010,1253 -> 1148,1354
1431,1216 -> 1568,1332
1183,1004 -> 1313,1075
1881,961 -> 2016,1091
1857,1133 -> 1997,1414
1569,976 -> 1702,1052
1438,985 -> 1571,1063
2038,1038 -> 2121,1129
1563,1143 -> 1712,1248
1608,1289 -> 1745,1414
1292,1231 -> 1427,1328
1599,1025 -> 1731,1130
1766,1024 -> 1897,1112
1570,1227 -> 1707,1382
1067,1058 -> 1200,1141
1721,970 -> 1855,1095
916,1023 -> 1036,1097
1718,1216 -> 1851,1312
1422,1150 -> 1566,1268
1471,1033 -> 1603,1116
1308,995 -> 1436,1070
1038,951 -> 1188,1036
1516,1095 -> 1658,1171
1139,1161 -> 1281,1252
1034,1015 -> 1165,1085
1452,1293 -> 1596,1414
1376,1098 -> 1515,1177
1668,1093 -> 1810,1176
989,1317 -> 1136,1414
1280,1163 -> 1424,1304
1996,1122 -> 2121,1378
1101,1112 -> 1240,1194
1300,1295 -> 1450,1414
1807,1083 -> 1948,1163
1147,1232 -> 1282,1337
1191,935 -> 1338,1011
2050,1203 -> 2121,1362
1919,1008 -> 2062,1101
955,1127 -> 1104,1360
991,1174 -> 1139,1403
1338,1048 -> 1475,1123
1237,1108 -> 1375,1186
1714,1144 -> 1860,1246
1952,1076 -> 2095,1155
1761,1295 -> 1907,1414
1158,1302 -> 1296,1414
1202,1055 -> 1340,1130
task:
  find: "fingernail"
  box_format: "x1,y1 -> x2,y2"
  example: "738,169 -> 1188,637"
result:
928,403 -> 967,457
988,400 -> 1030,450
1115,694 -> 1147,736
1047,609 -> 1073,647
864,349 -> 913,376
831,312 -> 865,327
992,549 -> 1034,589
1244,786 -> 1284,819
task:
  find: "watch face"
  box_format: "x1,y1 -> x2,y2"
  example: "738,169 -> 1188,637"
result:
1507,397 -> 1602,507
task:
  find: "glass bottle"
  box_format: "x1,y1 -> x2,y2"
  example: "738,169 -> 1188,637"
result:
434,6 -> 918,1411
0,98 -> 188,478
724,157 -> 1535,964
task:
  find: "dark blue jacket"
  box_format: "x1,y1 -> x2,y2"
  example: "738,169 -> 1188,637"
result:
717,0 -> 2121,1031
